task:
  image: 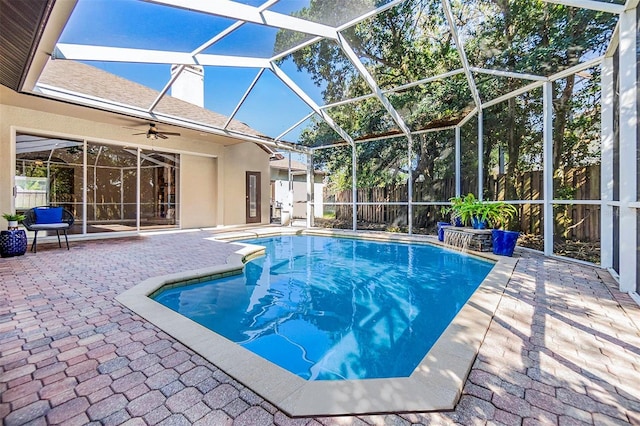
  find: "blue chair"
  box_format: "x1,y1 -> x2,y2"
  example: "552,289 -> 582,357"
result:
22,206 -> 74,253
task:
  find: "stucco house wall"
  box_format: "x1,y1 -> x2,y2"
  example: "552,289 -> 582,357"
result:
180,154 -> 218,228
223,142 -> 271,225
0,97 -> 270,230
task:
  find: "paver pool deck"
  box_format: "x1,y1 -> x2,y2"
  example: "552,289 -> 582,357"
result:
1,228 -> 639,425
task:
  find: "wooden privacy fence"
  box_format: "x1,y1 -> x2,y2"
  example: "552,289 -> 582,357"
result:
329,166 -> 601,241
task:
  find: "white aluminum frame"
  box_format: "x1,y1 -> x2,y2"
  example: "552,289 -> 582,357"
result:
19,0 -> 639,294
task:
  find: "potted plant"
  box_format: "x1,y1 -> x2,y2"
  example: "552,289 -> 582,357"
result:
483,202 -> 520,256
444,194 -> 486,228
1,212 -> 28,257
2,212 -> 25,230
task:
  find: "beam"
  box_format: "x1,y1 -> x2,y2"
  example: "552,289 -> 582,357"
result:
145,0 -> 338,39
547,56 -> 603,81
458,108 -> 478,127
384,69 -> 466,93
455,126 -> 461,197
269,62 -> 355,145
407,134 -> 414,234
53,44 -> 271,68
276,112 -> 315,141
482,81 -> 545,109
336,0 -> 405,32
352,144 -> 357,231
538,0 -> 624,14
469,67 -> 546,81
224,69 -> 265,129
321,69 -> 466,110
605,21 -> 620,59
542,82 -> 554,256
442,0 -> 482,109
322,93 -> 376,109
600,56 -> 614,269
477,109 -> 483,200
617,7 -> 638,292
148,64 -> 185,112
307,153 -> 314,228
337,33 -> 412,136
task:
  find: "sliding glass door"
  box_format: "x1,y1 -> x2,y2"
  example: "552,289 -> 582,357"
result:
15,135 -> 84,235
86,143 -> 138,233
140,149 -> 179,230
15,133 -> 179,234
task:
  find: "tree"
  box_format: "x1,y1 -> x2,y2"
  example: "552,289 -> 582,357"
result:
275,0 -> 616,221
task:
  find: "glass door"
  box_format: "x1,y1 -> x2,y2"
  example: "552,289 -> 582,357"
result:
246,171 -> 261,224
140,150 -> 179,230
15,134 -> 84,235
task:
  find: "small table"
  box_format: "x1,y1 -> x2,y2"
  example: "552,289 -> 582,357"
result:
0,229 -> 28,257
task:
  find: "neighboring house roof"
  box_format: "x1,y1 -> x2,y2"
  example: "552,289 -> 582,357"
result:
270,158 -> 307,172
38,59 -> 270,141
270,157 -> 324,175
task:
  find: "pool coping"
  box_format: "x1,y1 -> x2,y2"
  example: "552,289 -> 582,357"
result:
116,228 -> 517,417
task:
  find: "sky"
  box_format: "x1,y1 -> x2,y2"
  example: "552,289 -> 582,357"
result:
58,0 -> 329,144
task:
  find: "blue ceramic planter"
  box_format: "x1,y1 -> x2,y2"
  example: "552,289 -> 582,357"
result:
471,216 -> 488,229
1,229 -> 27,257
437,222 -> 450,241
491,229 -> 520,256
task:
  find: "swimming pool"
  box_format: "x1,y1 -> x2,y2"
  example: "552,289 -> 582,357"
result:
152,235 -> 493,381
118,229 -> 515,415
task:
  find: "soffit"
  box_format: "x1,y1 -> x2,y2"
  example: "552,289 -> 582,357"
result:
0,0 -> 53,91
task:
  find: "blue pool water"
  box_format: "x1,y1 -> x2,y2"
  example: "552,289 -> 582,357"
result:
153,235 -> 494,380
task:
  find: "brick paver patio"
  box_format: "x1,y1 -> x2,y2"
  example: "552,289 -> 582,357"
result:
1,230 -> 639,425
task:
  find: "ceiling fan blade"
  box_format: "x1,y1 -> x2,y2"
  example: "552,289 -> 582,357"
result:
156,133 -> 169,139
160,132 -> 181,136
132,132 -> 147,135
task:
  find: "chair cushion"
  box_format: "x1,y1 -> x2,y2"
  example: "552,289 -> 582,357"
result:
29,223 -> 70,230
35,207 -> 63,224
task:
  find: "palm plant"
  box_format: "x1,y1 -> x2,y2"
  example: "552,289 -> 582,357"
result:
2,213 -> 26,222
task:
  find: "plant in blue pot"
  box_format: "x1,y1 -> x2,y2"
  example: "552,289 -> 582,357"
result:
1,212 -> 27,257
2,212 -> 25,230
447,194 -> 486,228
484,202 -> 520,256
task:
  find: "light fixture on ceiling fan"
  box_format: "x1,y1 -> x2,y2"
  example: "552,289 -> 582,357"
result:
132,123 -> 181,139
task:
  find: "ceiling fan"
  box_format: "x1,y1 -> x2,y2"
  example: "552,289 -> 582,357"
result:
133,123 -> 181,139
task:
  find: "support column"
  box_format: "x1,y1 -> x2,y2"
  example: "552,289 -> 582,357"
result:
455,126 -> 461,197
136,148 -> 141,231
600,56 -> 614,270
407,135 -> 413,235
83,140 -> 88,234
306,153 -> 313,228
543,81 -> 554,256
477,110 -> 483,200
618,8 -> 638,292
288,152 -> 293,227
352,144 -> 357,231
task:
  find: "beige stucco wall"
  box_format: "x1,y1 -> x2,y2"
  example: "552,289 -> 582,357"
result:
180,155 -> 218,228
223,143 -> 271,225
0,95 -> 270,230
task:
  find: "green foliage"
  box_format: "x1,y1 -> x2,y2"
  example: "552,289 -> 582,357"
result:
443,193 -> 479,226
443,193 -> 517,229
276,0 -> 616,200
481,202 -> 518,230
2,213 -> 26,222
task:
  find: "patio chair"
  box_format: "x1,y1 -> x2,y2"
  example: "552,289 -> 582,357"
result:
22,206 -> 74,253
